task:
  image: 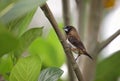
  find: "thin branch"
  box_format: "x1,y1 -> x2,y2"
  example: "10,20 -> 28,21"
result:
62,0 -> 75,81
40,3 -> 84,81
75,0 -> 86,40
62,0 -> 71,26
97,29 -> 120,53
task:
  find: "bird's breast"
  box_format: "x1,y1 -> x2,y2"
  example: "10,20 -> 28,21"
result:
66,39 -> 76,49
66,39 -> 79,54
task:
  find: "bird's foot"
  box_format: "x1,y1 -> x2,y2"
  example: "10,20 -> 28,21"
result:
71,48 -> 78,51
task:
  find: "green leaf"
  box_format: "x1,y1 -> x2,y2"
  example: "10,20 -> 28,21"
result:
7,9 -> 36,36
0,0 -> 47,23
0,24 -> 19,57
29,37 -> 65,67
95,51 -> 120,81
29,38 -> 58,67
0,55 -> 13,80
38,67 -> 63,81
0,0 -> 14,12
14,27 -> 43,58
29,26 -> 65,67
9,55 -> 42,81
47,29 -> 65,66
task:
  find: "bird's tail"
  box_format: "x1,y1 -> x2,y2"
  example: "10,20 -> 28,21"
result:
84,52 -> 93,60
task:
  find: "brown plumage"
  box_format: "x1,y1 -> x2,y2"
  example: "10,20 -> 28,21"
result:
64,26 -> 93,60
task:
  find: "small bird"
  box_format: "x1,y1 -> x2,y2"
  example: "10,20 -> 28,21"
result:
63,26 -> 93,60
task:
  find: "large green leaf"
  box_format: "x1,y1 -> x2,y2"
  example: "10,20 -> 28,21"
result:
38,67 -> 63,81
29,37 -> 65,67
7,9 -> 36,36
29,38 -> 63,67
47,29 -> 65,66
29,27 -> 65,67
95,51 -> 120,81
0,24 -> 19,57
14,27 -> 43,58
9,55 -> 41,81
0,0 -> 47,23
29,26 -> 65,67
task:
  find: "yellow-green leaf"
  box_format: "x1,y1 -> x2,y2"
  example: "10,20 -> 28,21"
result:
9,55 -> 41,81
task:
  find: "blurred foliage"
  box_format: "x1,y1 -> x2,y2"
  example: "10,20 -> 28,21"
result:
0,24 -> 19,57
14,27 -> 43,58
9,55 -> 42,81
95,51 -> 120,81
0,0 -> 15,12
29,28 -> 65,68
0,0 -> 47,23
0,0 -> 64,81
38,67 -> 63,81
7,9 -> 36,36
0,55 -> 13,80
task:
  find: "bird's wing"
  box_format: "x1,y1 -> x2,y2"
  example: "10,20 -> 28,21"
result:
68,35 -> 93,60
68,35 -> 86,51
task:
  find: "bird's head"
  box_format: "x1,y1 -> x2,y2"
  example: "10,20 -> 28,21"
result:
63,26 -> 74,34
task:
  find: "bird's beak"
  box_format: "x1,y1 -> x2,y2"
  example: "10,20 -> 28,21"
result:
64,28 -> 68,32
63,27 -> 68,32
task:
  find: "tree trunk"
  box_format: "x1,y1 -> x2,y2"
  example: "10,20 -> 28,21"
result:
78,0 -> 103,81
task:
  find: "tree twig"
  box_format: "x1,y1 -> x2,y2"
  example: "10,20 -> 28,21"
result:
40,3 -> 84,81
62,0 -> 71,26
97,29 -> 120,53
